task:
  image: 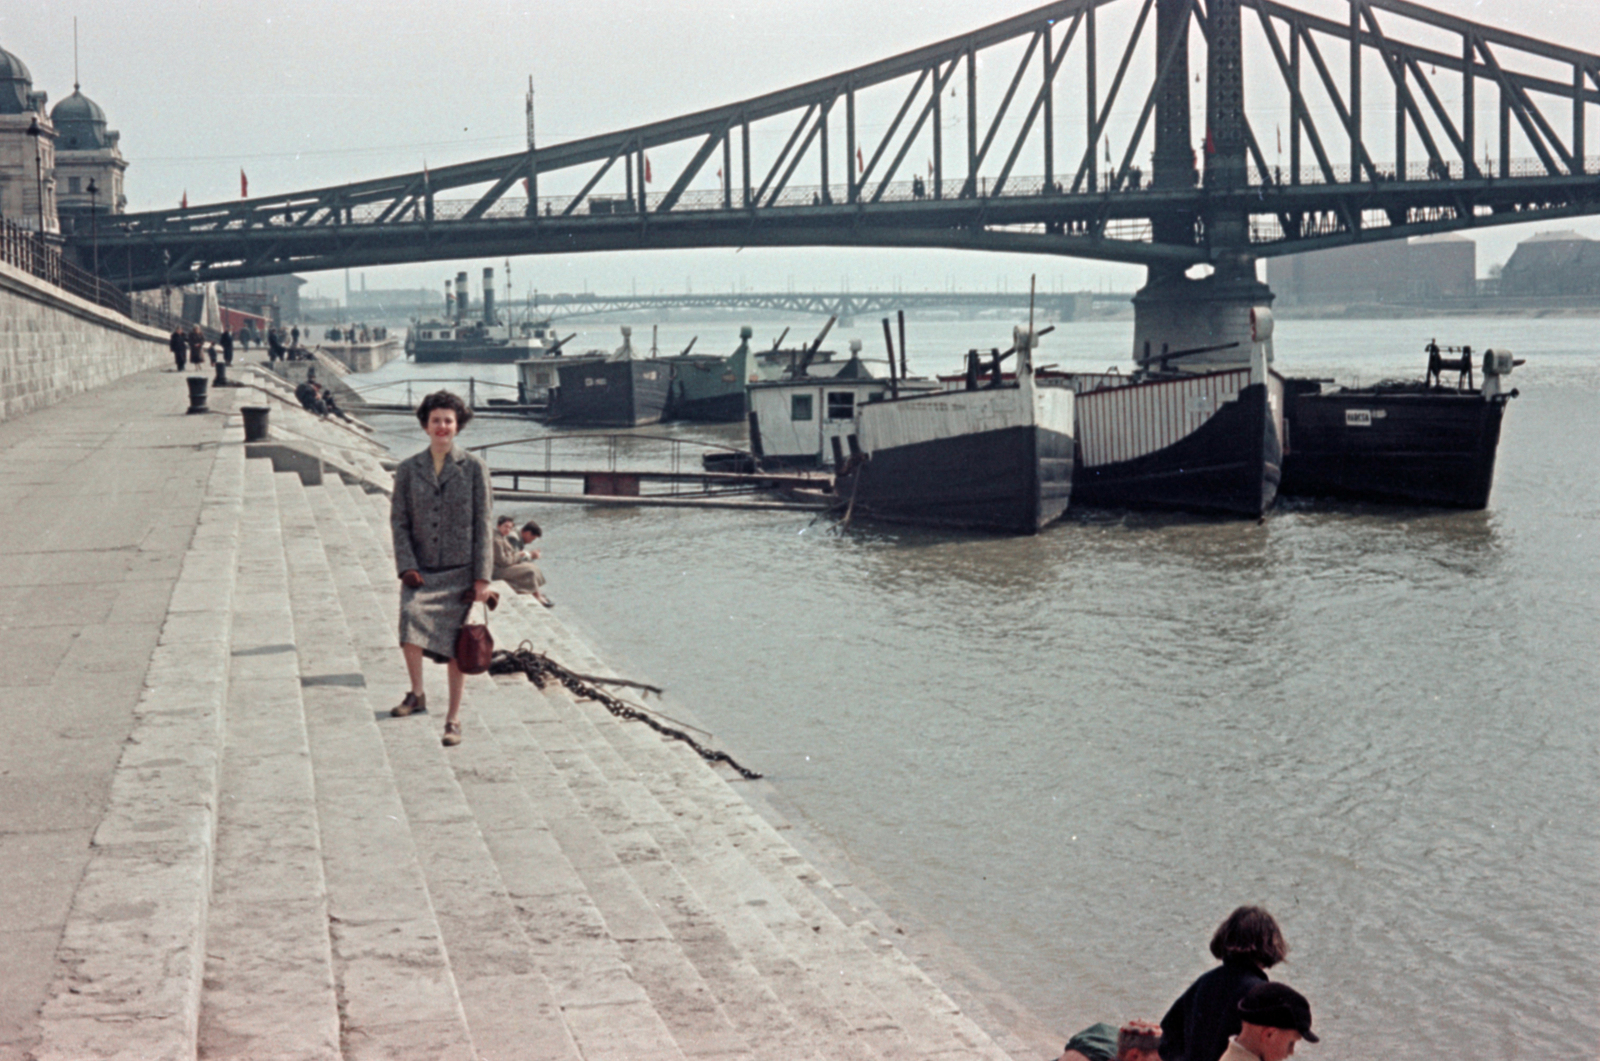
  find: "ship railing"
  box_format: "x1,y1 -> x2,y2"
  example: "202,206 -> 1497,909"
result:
471,432 -> 816,500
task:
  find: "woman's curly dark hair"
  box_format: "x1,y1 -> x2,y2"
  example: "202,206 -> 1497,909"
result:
1210,905 -> 1287,968
415,389 -> 473,430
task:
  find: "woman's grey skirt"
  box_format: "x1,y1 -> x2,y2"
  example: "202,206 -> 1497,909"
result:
398,563 -> 474,663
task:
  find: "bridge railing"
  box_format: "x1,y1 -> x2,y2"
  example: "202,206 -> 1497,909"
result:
0,216 -> 191,333
117,148 -> 1600,242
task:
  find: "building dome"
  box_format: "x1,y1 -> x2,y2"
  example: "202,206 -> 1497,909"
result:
0,44 -> 34,115
52,89 -> 111,150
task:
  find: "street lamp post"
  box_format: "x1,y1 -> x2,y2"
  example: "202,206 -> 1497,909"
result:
24,118 -> 45,237
87,178 -> 100,303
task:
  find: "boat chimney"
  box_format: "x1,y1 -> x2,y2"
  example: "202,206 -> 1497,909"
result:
456,271 -> 470,322
482,267 -> 497,325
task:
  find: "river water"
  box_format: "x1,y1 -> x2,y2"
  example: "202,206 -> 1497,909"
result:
358,313 -> 1599,1060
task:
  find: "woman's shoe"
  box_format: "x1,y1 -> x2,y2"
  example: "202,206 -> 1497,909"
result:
391,691 -> 427,717
442,720 -> 463,747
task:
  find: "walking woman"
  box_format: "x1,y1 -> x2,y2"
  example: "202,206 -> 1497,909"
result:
389,390 -> 493,746
1158,906 -> 1288,1061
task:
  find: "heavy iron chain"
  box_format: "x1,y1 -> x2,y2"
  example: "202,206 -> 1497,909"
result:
489,641 -> 763,780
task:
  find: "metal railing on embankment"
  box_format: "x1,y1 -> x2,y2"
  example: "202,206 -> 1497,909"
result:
471,432 -> 830,506
1,216 -> 191,334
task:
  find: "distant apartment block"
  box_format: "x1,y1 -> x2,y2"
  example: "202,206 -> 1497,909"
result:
1497,231 -> 1600,296
1267,234 -> 1475,305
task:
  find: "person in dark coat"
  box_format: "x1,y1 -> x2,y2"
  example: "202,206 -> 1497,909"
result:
169,328 -> 187,371
389,390 -> 493,747
1159,906 -> 1288,1061
187,326 -> 205,367
220,328 -> 234,365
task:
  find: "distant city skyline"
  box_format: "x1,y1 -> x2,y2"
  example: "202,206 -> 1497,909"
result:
3,0 -> 1597,300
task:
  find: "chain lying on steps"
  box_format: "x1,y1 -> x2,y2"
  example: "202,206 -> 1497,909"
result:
489,641 -> 763,780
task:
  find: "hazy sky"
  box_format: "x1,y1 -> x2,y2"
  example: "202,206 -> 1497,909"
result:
3,0 -> 1596,300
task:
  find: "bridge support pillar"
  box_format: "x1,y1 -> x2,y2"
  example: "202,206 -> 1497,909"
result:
1131,261 -> 1273,371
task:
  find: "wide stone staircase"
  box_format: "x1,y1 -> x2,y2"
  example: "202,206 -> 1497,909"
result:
34,424 -> 1034,1061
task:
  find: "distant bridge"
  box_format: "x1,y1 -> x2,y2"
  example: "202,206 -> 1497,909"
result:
74,0 -> 1600,291
521,289 -> 1131,321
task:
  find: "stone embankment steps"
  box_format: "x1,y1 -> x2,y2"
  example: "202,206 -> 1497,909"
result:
198,459 -> 340,1060
333,486 -> 860,1060
332,481 -> 1017,1060
34,439 -> 247,1061
53,451 -> 1033,1060
486,596 -> 1013,1061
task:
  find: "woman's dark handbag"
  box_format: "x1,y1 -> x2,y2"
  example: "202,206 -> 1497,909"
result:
454,593 -> 498,675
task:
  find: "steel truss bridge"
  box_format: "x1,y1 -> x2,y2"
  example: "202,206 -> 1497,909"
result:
522,289 -> 1121,321
74,0 -> 1600,290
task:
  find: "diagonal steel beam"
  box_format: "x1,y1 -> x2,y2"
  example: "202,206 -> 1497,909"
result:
755,104 -> 818,206
1072,0 -> 1156,193
859,67 -> 929,190
1300,25 -> 1379,181
996,11 -> 1084,194
1360,7 -> 1447,178
872,60 -> 961,202
1475,39 -> 1564,175
966,30 -> 1042,194
1404,55 -> 1472,177
1255,11 -> 1337,183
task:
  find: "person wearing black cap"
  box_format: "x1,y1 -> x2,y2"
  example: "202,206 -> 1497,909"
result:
1220,983 -> 1318,1061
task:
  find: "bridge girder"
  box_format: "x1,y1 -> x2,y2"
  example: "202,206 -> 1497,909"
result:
71,0 -> 1600,290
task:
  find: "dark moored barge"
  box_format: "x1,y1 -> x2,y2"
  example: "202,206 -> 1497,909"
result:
1280,342 -> 1521,509
547,358 -> 672,427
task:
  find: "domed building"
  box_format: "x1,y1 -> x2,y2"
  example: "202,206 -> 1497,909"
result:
52,82 -> 126,234
0,42 -> 58,233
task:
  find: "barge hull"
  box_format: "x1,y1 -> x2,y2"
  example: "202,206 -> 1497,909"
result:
849,423 -> 1074,534
1072,379 -> 1282,518
1281,389 -> 1507,508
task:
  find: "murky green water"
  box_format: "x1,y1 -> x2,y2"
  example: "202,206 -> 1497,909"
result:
362,314 -> 1599,1060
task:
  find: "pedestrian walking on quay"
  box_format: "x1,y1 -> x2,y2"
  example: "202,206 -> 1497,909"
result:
1159,906 -> 1289,1061
389,390 -> 493,747
220,328 -> 234,365
169,327 -> 187,371
291,325 -> 300,347
187,326 -> 205,368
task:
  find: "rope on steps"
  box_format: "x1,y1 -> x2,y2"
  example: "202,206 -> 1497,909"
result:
490,641 -> 764,780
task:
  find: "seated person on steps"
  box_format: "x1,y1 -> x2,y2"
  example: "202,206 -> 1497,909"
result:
1060,1020 -> 1162,1061
492,516 -> 552,606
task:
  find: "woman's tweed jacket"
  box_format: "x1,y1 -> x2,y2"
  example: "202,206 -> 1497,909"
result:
390,446 -> 495,580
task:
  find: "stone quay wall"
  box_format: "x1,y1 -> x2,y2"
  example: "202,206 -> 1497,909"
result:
0,258 -> 169,423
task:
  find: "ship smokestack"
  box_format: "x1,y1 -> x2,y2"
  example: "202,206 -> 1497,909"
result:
482,267 -> 497,325
456,271 -> 470,322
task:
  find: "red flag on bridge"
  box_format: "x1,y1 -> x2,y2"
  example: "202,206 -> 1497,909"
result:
181,190 -> 188,209
644,153 -> 653,183
1205,128 -> 1217,155
857,146 -> 864,173
240,169 -> 248,198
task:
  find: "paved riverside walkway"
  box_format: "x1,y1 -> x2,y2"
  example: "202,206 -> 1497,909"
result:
0,366 -> 1048,1061
0,366 -> 236,1060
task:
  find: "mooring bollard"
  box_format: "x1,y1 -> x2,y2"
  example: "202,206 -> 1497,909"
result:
213,361 -> 229,387
185,376 -> 210,415
241,405 -> 270,442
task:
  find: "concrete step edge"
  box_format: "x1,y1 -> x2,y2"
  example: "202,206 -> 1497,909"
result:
491,599 -> 1018,1059
272,472 -> 477,1061
303,481 -> 592,1061
323,483 -> 700,1061
35,438 -> 245,1061
200,461 -> 341,1059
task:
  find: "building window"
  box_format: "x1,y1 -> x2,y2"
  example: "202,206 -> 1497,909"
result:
826,391 -> 856,420
791,394 -> 813,421
68,177 -> 81,195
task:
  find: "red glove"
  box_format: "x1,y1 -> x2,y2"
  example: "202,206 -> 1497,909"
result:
401,570 -> 425,588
